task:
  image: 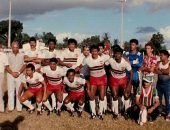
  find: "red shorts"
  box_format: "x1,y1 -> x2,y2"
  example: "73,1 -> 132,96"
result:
28,87 -> 43,96
69,91 -> 85,101
109,76 -> 128,89
47,83 -> 63,93
90,75 -> 107,86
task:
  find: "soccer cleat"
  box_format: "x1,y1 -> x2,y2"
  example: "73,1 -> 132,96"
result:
56,110 -> 61,116
112,113 -> 118,120
166,114 -> 170,121
28,108 -> 35,114
77,111 -> 82,117
47,110 -> 53,116
90,113 -> 96,119
37,111 -> 42,115
98,114 -> 104,120
123,112 -> 129,120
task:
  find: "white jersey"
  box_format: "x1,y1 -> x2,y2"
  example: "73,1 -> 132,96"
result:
41,66 -> 64,85
109,58 -> 132,78
76,54 -> 90,77
0,52 -> 9,73
83,55 -> 108,77
100,53 -> 110,65
61,48 -> 81,69
24,50 -> 45,69
22,72 -> 44,88
63,76 -> 85,92
43,49 -> 61,59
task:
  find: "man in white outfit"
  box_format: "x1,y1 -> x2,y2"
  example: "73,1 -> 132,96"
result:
6,41 -> 26,112
0,44 -> 9,112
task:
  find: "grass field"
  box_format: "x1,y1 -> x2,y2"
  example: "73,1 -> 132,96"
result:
0,76 -> 170,130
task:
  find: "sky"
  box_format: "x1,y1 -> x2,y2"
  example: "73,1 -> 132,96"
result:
0,0 -> 170,48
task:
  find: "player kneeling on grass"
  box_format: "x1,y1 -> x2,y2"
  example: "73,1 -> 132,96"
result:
40,58 -> 64,116
63,69 -> 86,117
108,47 -> 133,120
18,64 -> 47,115
134,76 -> 160,126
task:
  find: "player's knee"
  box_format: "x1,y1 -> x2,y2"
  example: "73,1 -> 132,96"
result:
112,95 -> 118,100
124,93 -> 130,100
36,98 -> 42,103
64,99 -> 69,104
20,97 -> 26,103
79,100 -> 84,106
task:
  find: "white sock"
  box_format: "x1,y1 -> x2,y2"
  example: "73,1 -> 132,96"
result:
78,103 -> 85,112
104,96 -> 107,112
63,93 -> 68,100
122,96 -> 125,109
139,109 -> 147,123
57,101 -> 63,110
43,100 -> 53,111
65,102 -> 74,111
22,100 -> 34,110
51,93 -> 56,109
37,102 -> 42,111
112,100 -> 119,115
124,99 -> 130,111
90,100 -> 96,115
99,100 -> 105,115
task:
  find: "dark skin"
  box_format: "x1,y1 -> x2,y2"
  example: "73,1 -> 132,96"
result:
41,62 -> 63,103
64,72 -> 84,106
110,52 -> 133,101
18,68 -> 47,104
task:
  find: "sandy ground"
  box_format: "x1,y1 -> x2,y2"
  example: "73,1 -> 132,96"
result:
0,75 -> 170,130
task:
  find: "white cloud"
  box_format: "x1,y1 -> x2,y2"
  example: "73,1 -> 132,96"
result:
160,26 -> 170,41
56,32 -> 91,43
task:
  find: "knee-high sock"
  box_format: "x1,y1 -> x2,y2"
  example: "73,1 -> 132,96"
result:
57,101 -> 63,110
78,103 -> 85,112
37,102 -> 42,111
43,100 -> 53,111
22,100 -> 34,110
104,96 -> 107,111
99,100 -> 105,115
63,93 -> 68,100
112,99 -> 119,115
138,109 -> 147,123
65,102 -> 74,111
51,93 -> 56,109
90,100 -> 96,115
124,99 -> 130,111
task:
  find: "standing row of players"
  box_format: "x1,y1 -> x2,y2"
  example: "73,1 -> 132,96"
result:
0,37 -> 169,125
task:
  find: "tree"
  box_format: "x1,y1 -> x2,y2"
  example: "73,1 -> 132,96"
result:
150,32 -> 165,54
102,32 -> 110,43
0,20 -> 23,46
81,35 -> 100,47
123,41 -> 130,51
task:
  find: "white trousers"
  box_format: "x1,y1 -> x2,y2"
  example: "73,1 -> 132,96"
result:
0,73 -> 4,112
7,73 -> 22,111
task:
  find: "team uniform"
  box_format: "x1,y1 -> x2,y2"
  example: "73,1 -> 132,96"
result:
0,51 -> 9,112
156,61 -> 170,116
61,48 -> 81,75
21,72 -> 44,111
109,58 -> 132,89
134,85 -> 159,124
83,55 -> 108,116
41,66 -> 64,111
63,76 -> 86,112
124,51 -> 143,89
108,57 -> 132,115
24,50 -> 45,70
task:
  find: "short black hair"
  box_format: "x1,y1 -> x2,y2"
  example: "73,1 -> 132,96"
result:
26,63 -> 35,71
66,69 -> 76,77
130,39 -> 139,45
98,42 -> 105,49
68,38 -> 77,45
114,46 -> 123,54
112,44 -> 121,52
90,44 -> 99,52
48,39 -> 56,45
29,37 -> 36,43
159,50 -> 170,58
49,58 -> 58,64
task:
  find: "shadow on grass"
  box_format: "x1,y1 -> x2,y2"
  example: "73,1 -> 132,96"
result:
0,116 -> 24,130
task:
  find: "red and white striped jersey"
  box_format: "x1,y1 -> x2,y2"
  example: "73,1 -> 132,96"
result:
83,55 -> 108,77
63,76 -> 85,92
22,72 -> 44,88
109,58 -> 132,78
40,66 -> 64,85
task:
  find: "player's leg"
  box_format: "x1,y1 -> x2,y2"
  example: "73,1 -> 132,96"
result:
89,85 -> 97,118
35,90 -> 43,115
56,90 -> 63,116
98,85 -> 105,119
43,90 -> 53,114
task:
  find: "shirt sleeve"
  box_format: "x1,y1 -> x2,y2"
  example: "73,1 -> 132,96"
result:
80,77 -> 86,85
125,60 -> 132,71
37,73 -> 44,82
21,75 -> 26,84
